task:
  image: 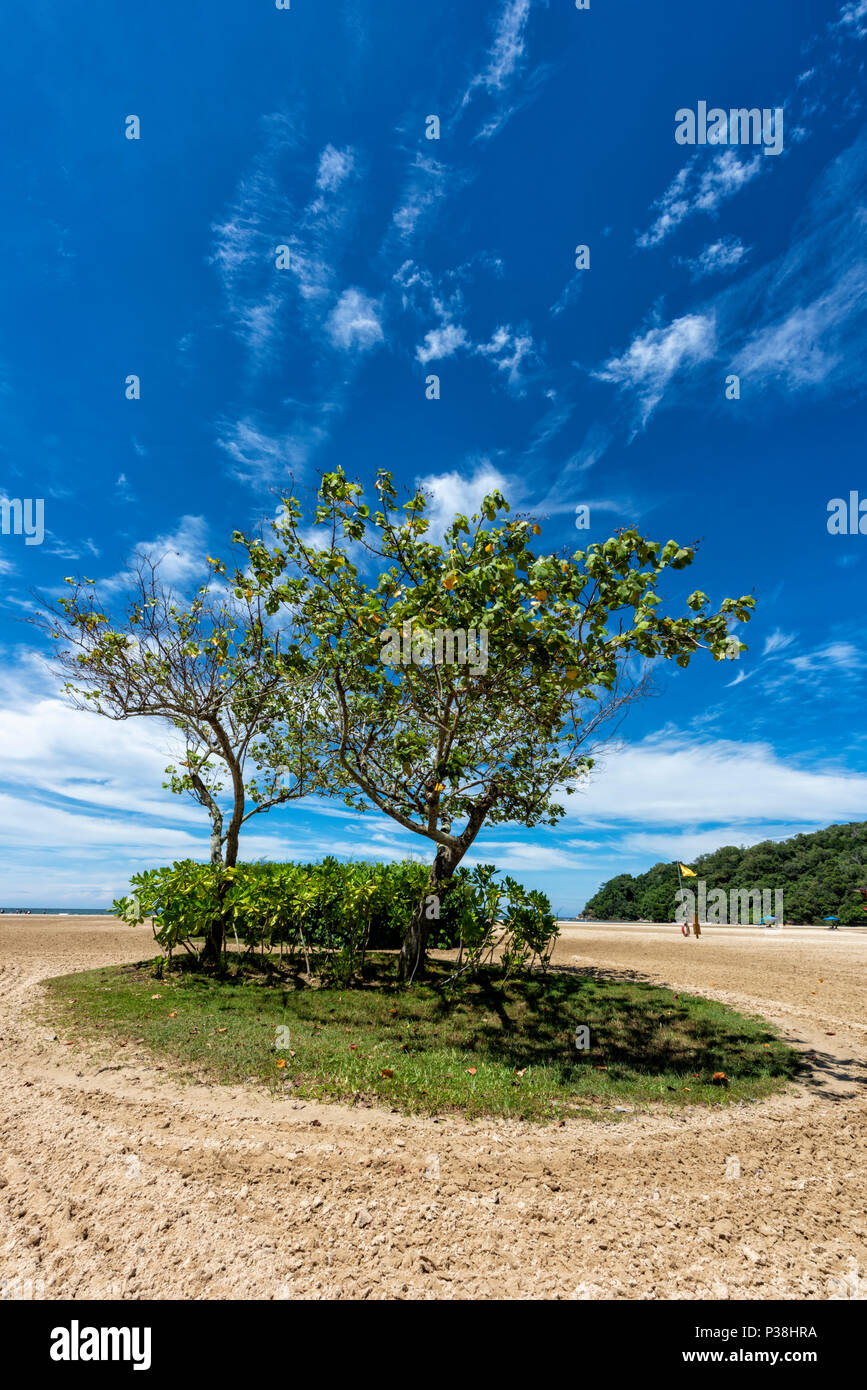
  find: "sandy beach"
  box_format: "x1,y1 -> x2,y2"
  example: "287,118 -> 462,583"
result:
0,914 -> 864,1300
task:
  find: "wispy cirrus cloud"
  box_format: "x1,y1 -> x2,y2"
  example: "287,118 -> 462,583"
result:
763,629 -> 797,656
679,236 -> 751,281
461,0 -> 530,102
835,0 -> 867,39
637,151 -> 764,249
457,0 -> 548,143
594,313 -> 717,426
390,154 -> 457,242
209,114 -> 363,368
788,640 -> 862,674
729,130 -> 867,397
599,127 -> 867,427
734,261 -> 867,390
216,416 -> 330,488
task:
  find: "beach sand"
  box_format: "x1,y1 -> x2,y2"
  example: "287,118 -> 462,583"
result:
0,914 -> 864,1300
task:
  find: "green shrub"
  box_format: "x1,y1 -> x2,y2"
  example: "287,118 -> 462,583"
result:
113,858 -> 557,985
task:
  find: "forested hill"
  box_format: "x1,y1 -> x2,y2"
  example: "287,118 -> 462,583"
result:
583,822 -> 867,925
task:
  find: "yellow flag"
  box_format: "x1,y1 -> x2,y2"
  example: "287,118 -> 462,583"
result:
679,863 -> 697,877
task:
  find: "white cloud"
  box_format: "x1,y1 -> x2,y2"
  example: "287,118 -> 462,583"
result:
316,144 -> 355,192
725,669 -> 754,688
217,417 -> 326,486
837,0 -> 867,37
682,236 -> 750,281
96,515 -> 209,594
416,461 -> 518,536
564,733 -> 867,829
638,152 -> 763,249
695,150 -> 763,211
464,0 -> 530,97
326,288 -> 384,351
466,839 -> 584,871
788,641 -> 861,673
733,264 -> 866,388
415,322 -> 470,364
595,313 -> 717,425
207,116 -> 366,367
457,0 -> 542,142
0,661 -> 401,904
477,325 -> 537,391
763,629 -> 797,655
391,155 -> 454,241
608,823 -> 831,865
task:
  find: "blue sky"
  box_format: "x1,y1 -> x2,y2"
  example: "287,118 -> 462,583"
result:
1,0 -> 866,912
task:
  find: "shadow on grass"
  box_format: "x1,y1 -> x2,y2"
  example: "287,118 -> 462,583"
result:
146,950 -> 803,1087
427,964 -> 802,1085
42,950 -> 806,1120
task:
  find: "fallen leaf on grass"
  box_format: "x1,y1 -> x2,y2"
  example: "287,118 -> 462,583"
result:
150,994 -> 162,1000
168,1011 -> 178,1018
216,1027 -> 228,1034
275,1059 -> 287,1069
514,1067 -> 527,1077
466,1067 -> 477,1075
712,1072 -> 728,1085
380,1068 -> 394,1079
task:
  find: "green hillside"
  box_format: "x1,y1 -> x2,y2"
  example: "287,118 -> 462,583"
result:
584,821 -> 867,925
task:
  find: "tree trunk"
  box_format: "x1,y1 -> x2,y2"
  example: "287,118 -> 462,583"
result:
398,843 -> 462,983
201,771 -> 243,970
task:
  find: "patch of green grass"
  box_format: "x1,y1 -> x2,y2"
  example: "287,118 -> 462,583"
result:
40,955 -> 802,1122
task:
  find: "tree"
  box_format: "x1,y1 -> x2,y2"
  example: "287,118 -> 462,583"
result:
240,468 -> 755,979
587,821 -> 867,924
37,552 -> 331,963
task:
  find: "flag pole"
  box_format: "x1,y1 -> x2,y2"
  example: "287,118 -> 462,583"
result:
675,861 -> 700,935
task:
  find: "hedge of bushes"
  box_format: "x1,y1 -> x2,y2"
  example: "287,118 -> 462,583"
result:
114,857 -> 558,985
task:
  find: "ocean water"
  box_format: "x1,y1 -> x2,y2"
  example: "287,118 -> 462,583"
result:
0,908 -> 111,916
